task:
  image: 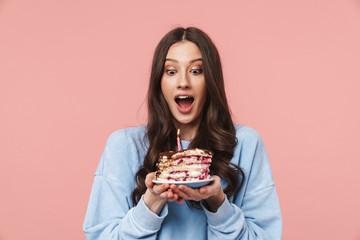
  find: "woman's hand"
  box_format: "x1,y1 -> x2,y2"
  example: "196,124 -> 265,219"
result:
143,172 -> 182,214
171,175 -> 225,212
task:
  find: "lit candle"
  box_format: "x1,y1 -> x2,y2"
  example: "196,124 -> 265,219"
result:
177,129 -> 181,152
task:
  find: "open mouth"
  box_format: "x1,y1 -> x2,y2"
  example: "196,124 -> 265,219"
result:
175,96 -> 194,109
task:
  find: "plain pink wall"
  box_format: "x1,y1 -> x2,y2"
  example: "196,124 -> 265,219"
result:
1,0 -> 360,239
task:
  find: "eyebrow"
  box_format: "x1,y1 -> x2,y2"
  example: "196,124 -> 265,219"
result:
165,58 -> 203,63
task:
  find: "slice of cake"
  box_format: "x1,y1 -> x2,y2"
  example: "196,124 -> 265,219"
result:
155,148 -> 213,181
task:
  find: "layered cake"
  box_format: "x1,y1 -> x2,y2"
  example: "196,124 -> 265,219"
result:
155,148 -> 213,181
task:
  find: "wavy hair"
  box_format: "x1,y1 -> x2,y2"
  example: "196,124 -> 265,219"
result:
131,27 -> 245,207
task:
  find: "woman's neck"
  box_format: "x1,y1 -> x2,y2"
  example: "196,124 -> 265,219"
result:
174,122 -> 199,141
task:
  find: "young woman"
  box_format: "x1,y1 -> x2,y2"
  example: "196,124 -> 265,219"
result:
83,27 -> 282,239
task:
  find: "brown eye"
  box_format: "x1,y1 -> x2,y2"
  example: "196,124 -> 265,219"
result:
166,69 -> 176,75
191,69 -> 203,75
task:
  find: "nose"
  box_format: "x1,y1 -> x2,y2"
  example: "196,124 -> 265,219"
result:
177,71 -> 190,89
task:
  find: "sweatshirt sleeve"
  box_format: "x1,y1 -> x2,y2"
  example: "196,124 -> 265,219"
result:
83,129 -> 168,239
201,127 -> 282,240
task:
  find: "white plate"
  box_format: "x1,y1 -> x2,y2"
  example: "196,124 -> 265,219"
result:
152,177 -> 214,188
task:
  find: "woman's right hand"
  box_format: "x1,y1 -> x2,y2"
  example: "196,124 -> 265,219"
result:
143,172 -> 182,215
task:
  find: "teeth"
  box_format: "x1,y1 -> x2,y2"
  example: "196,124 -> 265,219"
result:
177,96 -> 190,99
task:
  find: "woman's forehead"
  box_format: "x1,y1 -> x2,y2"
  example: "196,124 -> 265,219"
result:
165,41 -> 202,63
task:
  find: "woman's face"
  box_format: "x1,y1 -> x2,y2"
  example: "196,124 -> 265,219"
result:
161,40 -> 206,128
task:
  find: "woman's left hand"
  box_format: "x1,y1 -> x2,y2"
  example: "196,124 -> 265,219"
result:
171,175 -> 225,212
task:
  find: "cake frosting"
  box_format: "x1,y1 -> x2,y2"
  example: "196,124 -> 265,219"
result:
155,148 -> 213,181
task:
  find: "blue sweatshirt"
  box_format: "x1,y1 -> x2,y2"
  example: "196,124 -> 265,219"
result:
83,125 -> 282,239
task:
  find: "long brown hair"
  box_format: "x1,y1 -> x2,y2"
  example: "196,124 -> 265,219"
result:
131,27 -> 245,206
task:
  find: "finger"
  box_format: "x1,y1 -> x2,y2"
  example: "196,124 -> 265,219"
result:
169,184 -> 178,190
168,191 -> 183,204
199,187 -> 208,194
177,198 -> 184,204
171,192 -> 178,200
178,185 -> 210,201
145,179 -> 154,188
160,189 -> 174,199
199,175 -> 221,193
199,183 -> 216,195
198,187 -> 216,198
153,183 -> 170,194
145,172 -> 156,188
212,175 -> 223,186
168,186 -> 184,203
167,193 -> 179,202
170,185 -> 180,195
178,185 -> 197,195
196,176 -> 224,200
145,172 -> 156,181
175,187 -> 192,200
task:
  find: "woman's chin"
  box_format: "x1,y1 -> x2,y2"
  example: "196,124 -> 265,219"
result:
173,115 -> 201,127
174,118 -> 192,125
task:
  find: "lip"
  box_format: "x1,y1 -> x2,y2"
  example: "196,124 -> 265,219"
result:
174,93 -> 194,99
174,93 -> 194,114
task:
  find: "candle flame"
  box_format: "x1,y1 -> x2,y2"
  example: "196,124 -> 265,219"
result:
176,129 -> 181,151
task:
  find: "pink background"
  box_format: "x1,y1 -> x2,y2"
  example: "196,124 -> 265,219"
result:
1,0 -> 360,239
